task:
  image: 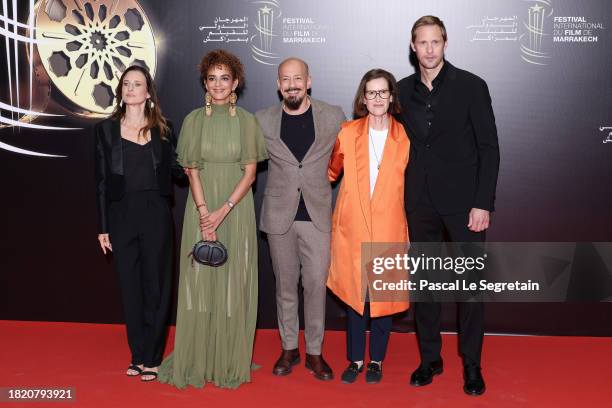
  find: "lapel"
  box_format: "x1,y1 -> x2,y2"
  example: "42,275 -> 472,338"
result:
271,104 -> 299,164
354,117 -> 372,236
107,119 -> 161,176
302,98 -> 319,163
400,110 -> 418,143
398,84 -> 418,142
150,126 -> 161,168
106,119 -> 123,175
371,116 -> 401,209
397,77 -> 421,143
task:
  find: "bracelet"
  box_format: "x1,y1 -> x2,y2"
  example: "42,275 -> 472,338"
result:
226,199 -> 235,210
196,203 -> 207,209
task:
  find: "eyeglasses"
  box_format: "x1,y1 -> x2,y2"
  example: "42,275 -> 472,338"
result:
364,89 -> 390,100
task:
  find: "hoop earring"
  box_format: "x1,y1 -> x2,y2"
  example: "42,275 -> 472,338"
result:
205,93 -> 212,116
229,91 -> 237,117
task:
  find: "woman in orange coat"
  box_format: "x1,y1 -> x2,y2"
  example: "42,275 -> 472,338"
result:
328,69 -> 410,384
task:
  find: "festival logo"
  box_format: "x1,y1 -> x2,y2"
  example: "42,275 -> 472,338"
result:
197,0 -> 329,67
250,0 -> 282,66
247,0 -> 327,66
0,0 -> 157,157
34,0 -> 157,116
520,0 -> 553,65
466,0 -> 606,67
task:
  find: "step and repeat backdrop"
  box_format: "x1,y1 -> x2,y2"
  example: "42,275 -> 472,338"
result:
1,0 -> 611,335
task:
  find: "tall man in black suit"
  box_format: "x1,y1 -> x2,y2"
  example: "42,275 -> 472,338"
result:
397,16 -> 500,396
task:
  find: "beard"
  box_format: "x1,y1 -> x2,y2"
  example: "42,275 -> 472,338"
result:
419,55 -> 443,70
283,88 -> 305,110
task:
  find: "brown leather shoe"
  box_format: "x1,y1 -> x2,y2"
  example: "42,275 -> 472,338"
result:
272,349 -> 300,376
305,353 -> 334,381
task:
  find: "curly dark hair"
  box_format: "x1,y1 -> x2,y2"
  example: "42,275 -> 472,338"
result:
198,49 -> 245,92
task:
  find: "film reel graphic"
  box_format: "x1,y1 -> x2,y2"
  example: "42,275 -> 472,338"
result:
34,0 -> 157,116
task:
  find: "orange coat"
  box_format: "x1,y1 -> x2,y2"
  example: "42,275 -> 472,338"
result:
327,115 -> 410,317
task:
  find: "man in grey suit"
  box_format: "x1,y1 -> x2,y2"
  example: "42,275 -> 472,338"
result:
256,58 -> 344,381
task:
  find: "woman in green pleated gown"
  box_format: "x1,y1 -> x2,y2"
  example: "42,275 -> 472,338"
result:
158,49 -> 268,389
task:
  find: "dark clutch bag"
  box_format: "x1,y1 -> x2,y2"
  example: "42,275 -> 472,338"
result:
192,240 -> 228,267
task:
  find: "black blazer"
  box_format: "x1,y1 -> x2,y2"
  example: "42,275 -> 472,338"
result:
94,118 -> 184,233
397,62 -> 500,215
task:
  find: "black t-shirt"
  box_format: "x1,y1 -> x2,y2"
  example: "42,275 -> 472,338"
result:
280,106 -> 315,221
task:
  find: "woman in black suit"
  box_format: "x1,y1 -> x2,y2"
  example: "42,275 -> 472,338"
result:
94,65 -> 183,382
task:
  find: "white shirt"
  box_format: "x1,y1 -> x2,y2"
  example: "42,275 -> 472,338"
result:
368,128 -> 388,197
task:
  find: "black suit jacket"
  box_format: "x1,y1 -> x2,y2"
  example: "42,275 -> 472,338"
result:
94,118 -> 184,233
397,62 -> 500,215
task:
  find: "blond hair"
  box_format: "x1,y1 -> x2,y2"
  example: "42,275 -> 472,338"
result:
411,15 -> 447,42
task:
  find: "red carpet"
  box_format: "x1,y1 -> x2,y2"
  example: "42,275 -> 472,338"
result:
1,320 -> 611,407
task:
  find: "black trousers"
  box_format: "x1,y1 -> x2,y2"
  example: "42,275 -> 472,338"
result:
109,191 -> 172,367
407,184 -> 485,368
346,301 -> 393,362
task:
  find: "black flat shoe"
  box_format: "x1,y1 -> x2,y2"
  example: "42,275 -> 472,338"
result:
463,366 -> 486,396
140,370 -> 158,382
126,364 -> 143,377
365,362 -> 382,384
409,358 -> 443,387
341,362 -> 363,384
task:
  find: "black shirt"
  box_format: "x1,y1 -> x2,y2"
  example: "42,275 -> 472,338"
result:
411,60 -> 449,141
396,61 -> 500,214
280,105 -> 315,221
122,138 -> 157,192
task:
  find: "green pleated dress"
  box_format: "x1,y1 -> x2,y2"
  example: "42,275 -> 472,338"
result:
158,103 -> 268,389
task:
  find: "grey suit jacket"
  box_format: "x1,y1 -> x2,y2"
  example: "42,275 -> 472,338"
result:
256,98 -> 345,235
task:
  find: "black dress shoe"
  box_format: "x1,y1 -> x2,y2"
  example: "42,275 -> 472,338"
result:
341,362 -> 363,384
272,349 -> 300,376
409,359 -> 444,386
365,362 -> 382,384
305,353 -> 334,381
463,366 -> 486,396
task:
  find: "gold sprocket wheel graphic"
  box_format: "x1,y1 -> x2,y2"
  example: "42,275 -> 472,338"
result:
34,0 -> 156,116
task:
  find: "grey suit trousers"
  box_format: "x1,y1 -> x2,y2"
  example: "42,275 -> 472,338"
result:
267,221 -> 330,355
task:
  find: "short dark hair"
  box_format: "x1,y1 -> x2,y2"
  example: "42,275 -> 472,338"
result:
411,15 -> 447,43
352,69 -> 401,118
199,49 -> 245,91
